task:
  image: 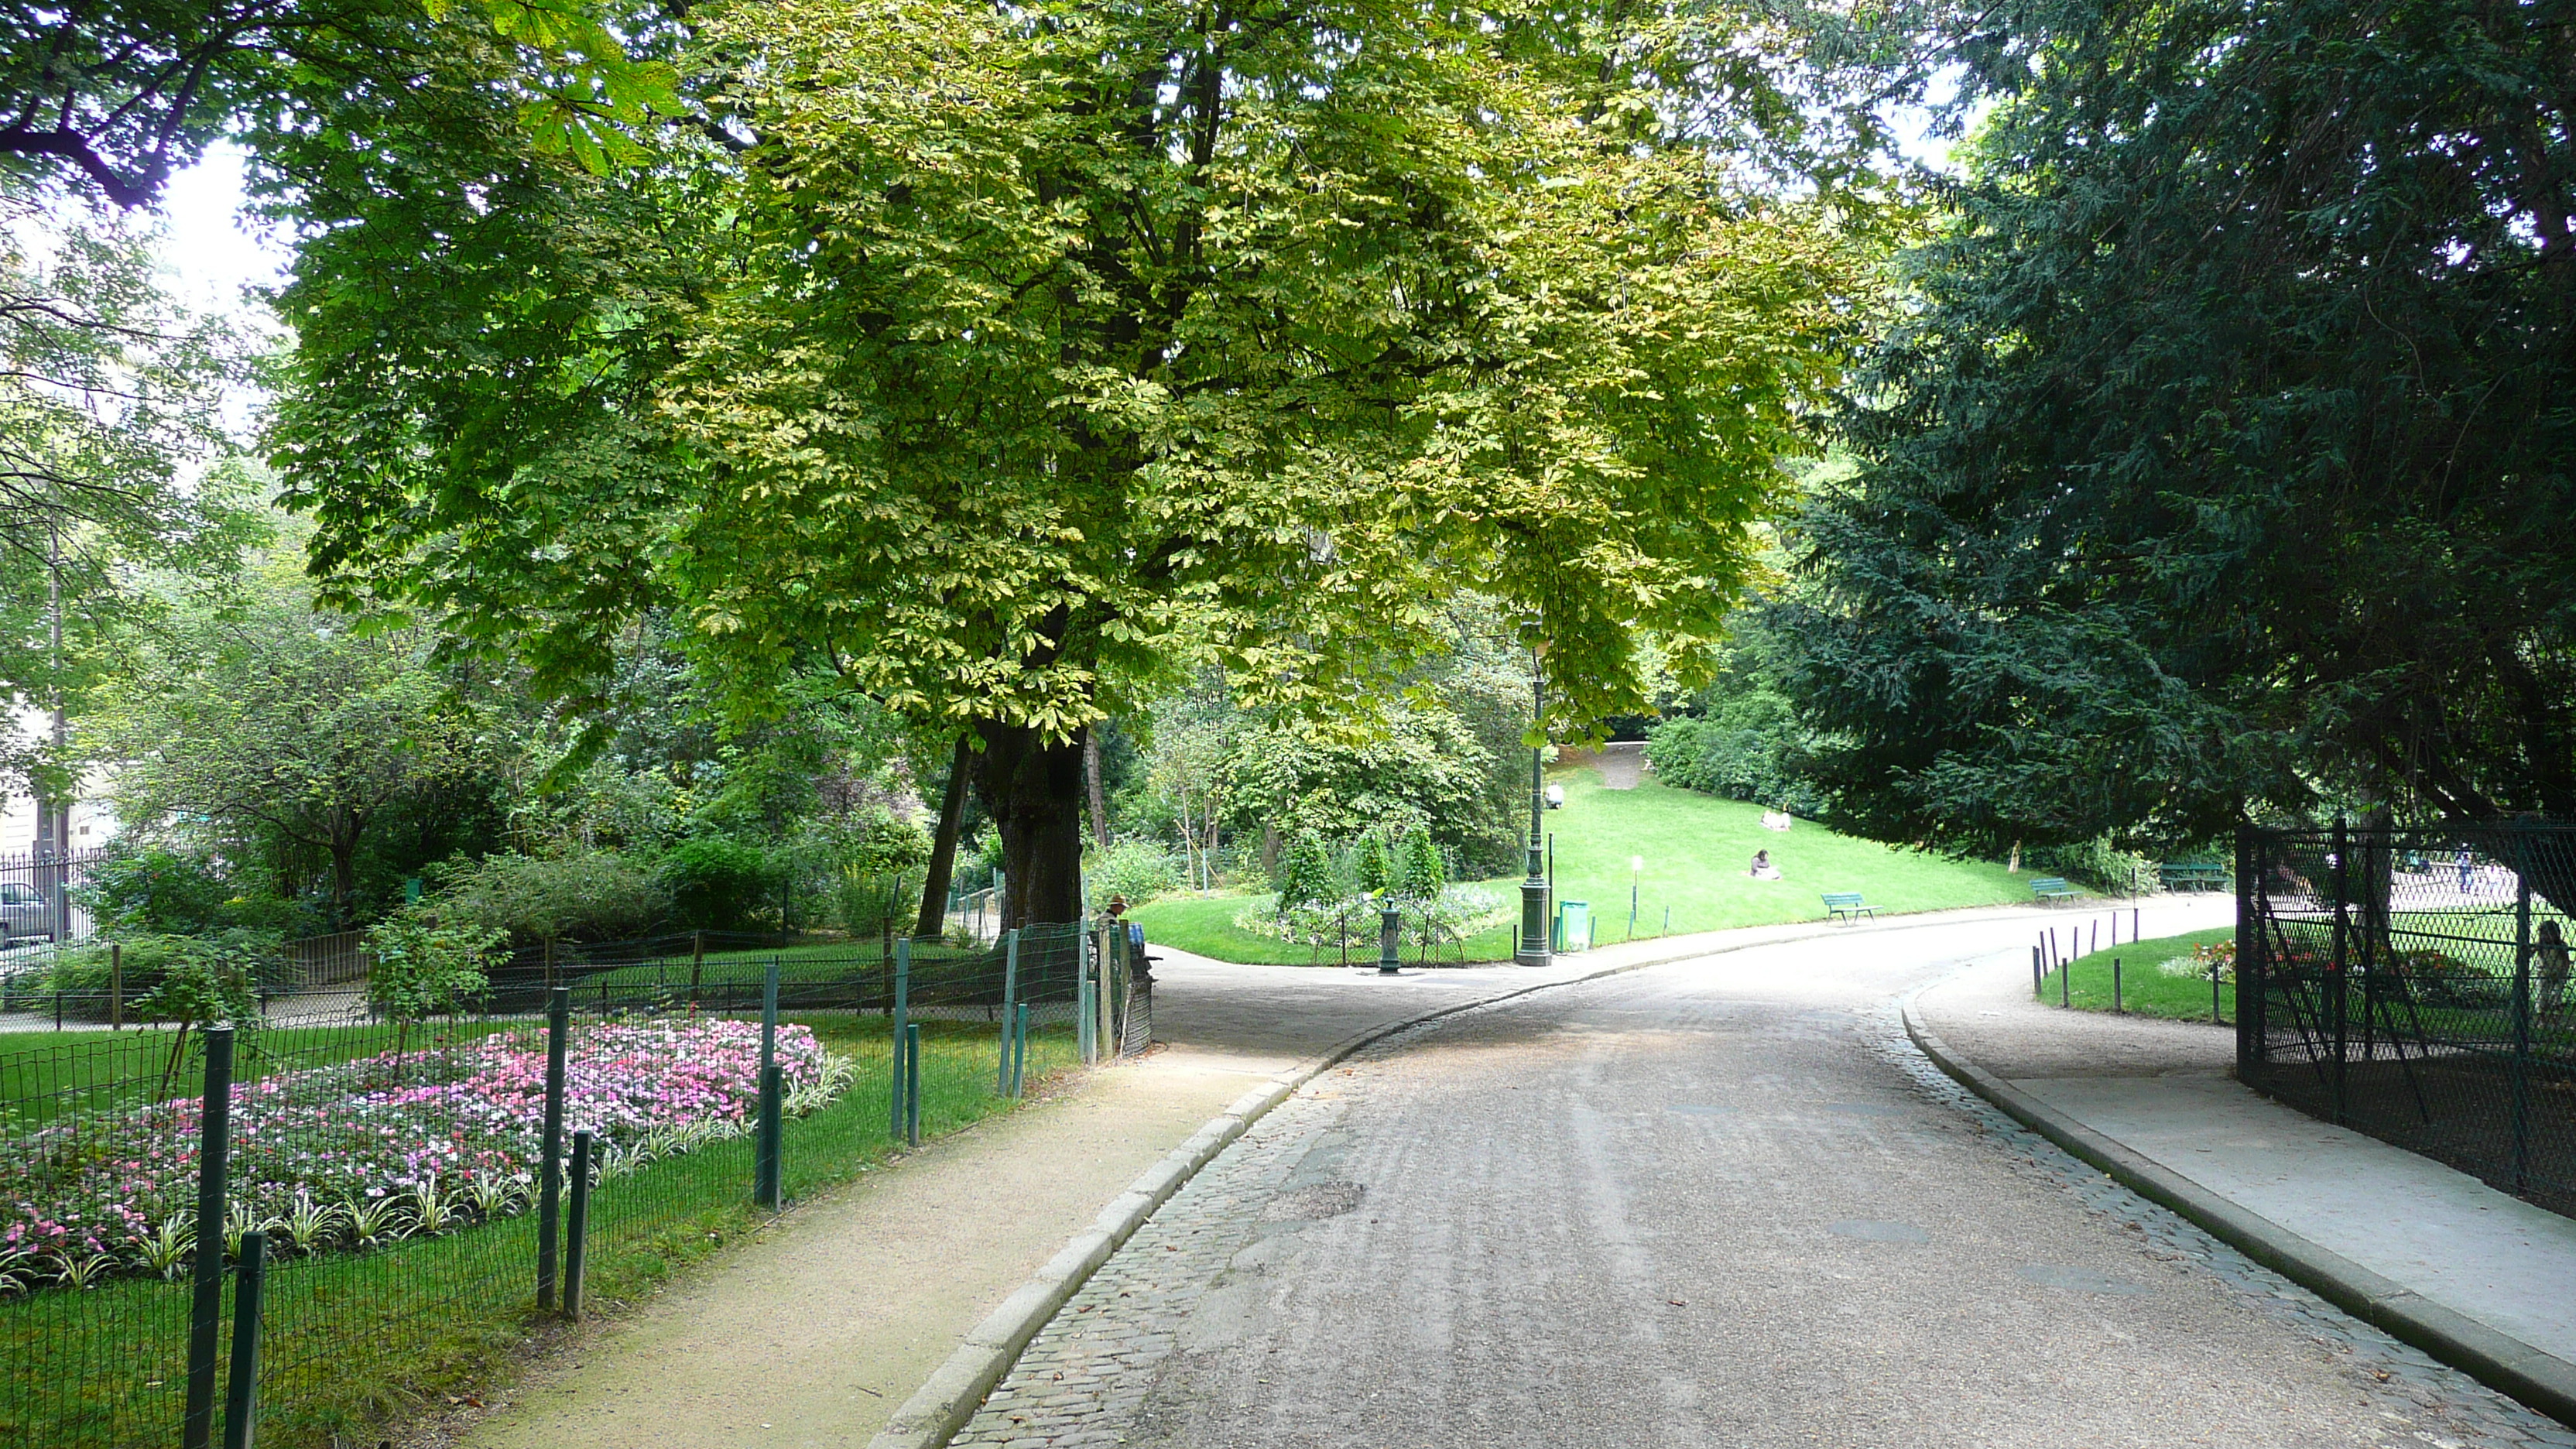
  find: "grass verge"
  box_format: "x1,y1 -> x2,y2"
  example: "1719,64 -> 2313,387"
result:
2037,928 -> 2237,1022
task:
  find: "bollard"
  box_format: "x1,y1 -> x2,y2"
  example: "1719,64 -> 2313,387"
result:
221,1229 -> 267,1449
2032,945 -> 2043,999
2060,953 -> 2071,1008
2112,957 -> 2123,1014
565,1130 -> 594,1317
536,986 -> 570,1310
2213,963 -> 2224,1025
904,1023 -> 922,1148
1379,905 -> 1402,975
183,1026 -> 236,1449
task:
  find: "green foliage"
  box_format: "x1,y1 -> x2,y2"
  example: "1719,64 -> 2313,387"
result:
363,911 -> 504,1026
428,851 -> 667,946
1780,0 -> 2576,860
1273,831 -> 1340,914
1392,826 -> 1448,903
659,837 -> 774,933
1351,834 -> 1394,896
1084,841 -> 1184,910
265,0 -> 1879,920
1228,711 -> 1506,875
95,553 -> 495,927
45,930 -> 283,1002
2026,838 -> 2154,897
72,846 -> 235,936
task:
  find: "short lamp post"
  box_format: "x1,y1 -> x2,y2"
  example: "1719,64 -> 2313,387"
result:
1516,651 -> 1553,969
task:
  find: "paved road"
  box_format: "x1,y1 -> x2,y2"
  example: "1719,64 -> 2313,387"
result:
961,916 -> 2576,1448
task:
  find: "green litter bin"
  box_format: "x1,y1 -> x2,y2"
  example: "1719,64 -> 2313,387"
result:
1553,900 -> 1593,953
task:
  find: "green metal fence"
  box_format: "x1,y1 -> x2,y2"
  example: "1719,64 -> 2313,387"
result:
0,922 -> 1146,1448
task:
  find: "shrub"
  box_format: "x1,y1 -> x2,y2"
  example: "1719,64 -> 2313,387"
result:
1274,831 -> 1340,912
40,930 -> 283,1017
660,837 -> 776,933
1086,839 -> 1186,908
1392,824 -> 1447,902
1644,700 -> 1828,817
2028,838 -> 2155,896
1349,832 -> 1393,896
365,911 -> 506,1047
70,845 -> 318,939
430,851 -> 668,946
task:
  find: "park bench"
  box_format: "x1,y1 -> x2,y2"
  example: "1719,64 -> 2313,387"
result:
2029,876 -> 2079,903
2158,861 -> 2230,892
1822,891 -> 1876,923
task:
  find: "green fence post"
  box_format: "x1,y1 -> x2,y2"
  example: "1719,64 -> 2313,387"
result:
904,1022 -> 922,1147
889,938 -> 911,1138
2112,957 -> 2123,1014
1012,1002 -> 1029,1097
183,1025 -> 236,1449
536,985 -> 570,1310
757,955 -> 782,1208
565,1129 -> 594,1317
997,930 -> 1019,1096
221,1229 -> 266,1449
2513,825 -> 2533,1194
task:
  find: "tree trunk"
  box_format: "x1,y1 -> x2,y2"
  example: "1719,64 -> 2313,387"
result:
330,834 -> 360,931
915,733 -> 974,938
975,719 -> 1088,930
1084,731 -> 1111,849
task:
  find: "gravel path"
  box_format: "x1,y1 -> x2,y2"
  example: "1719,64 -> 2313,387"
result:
960,917 -> 2573,1447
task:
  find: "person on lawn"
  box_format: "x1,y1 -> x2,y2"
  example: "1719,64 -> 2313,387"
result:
1749,849 -> 1781,882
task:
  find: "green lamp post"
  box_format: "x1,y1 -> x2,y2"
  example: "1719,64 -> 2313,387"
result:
1516,651 -> 1552,968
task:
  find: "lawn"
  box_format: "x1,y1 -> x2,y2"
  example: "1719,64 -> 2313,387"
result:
2037,927 -> 2237,1022
1132,766 -> 2046,964
0,1012 -> 1075,1449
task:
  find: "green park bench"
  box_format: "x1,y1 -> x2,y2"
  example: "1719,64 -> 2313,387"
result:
2158,861 -> 2230,892
2029,876 -> 2079,903
1822,891 -> 1876,923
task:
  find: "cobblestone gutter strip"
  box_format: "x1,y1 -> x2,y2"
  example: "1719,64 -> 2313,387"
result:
865,914 -> 2000,1449
1902,990 -> 2576,1429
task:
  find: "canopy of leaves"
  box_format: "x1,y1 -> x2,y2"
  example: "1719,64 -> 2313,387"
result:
1777,0 -> 2576,855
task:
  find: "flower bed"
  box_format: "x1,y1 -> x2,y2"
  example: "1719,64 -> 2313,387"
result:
0,1019 -> 852,1293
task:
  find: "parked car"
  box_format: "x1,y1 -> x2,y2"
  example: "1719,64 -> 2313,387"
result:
0,882 -> 58,945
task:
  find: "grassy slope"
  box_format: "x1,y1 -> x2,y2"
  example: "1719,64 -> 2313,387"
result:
2041,927 -> 2238,1021
1132,768 -> 2043,964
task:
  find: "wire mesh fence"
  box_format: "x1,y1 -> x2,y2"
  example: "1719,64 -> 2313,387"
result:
2239,820 -> 2576,1218
0,920 -> 1151,1448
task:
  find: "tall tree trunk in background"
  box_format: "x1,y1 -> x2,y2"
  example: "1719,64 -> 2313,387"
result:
1084,731 -> 1110,849
915,733 -> 973,938
977,719 -> 1088,929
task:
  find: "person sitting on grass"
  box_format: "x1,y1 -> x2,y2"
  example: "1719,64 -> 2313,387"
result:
1749,849 -> 1782,882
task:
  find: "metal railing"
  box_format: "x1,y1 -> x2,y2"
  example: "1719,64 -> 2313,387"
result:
2239,820 -> 2576,1218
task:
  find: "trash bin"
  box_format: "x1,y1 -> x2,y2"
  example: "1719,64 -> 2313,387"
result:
1553,900 -> 1592,953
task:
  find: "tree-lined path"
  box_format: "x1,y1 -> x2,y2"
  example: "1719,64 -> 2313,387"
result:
959,915 -> 2570,1448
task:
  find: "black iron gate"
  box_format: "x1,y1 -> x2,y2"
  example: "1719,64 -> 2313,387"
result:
2238,820 -> 2576,1217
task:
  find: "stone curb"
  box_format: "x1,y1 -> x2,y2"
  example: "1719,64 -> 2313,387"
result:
865,906 -> 2070,1449
1899,991 -> 2576,1430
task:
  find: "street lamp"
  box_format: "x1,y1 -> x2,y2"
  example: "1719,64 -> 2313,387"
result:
1516,649 -> 1552,968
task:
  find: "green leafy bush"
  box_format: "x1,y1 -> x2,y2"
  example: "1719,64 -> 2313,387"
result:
36,931 -> 278,1024
1644,702 -> 1827,817
1273,831 -> 1339,912
2029,838 -> 2155,896
660,837 -> 776,933
71,844 -> 320,938
1350,833 -> 1392,895
1392,824 -> 1447,902
365,911 -> 506,1036
430,851 -> 668,945
1086,839 -> 1185,908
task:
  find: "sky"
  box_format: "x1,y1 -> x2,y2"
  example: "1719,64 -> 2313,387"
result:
155,143 -> 292,324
